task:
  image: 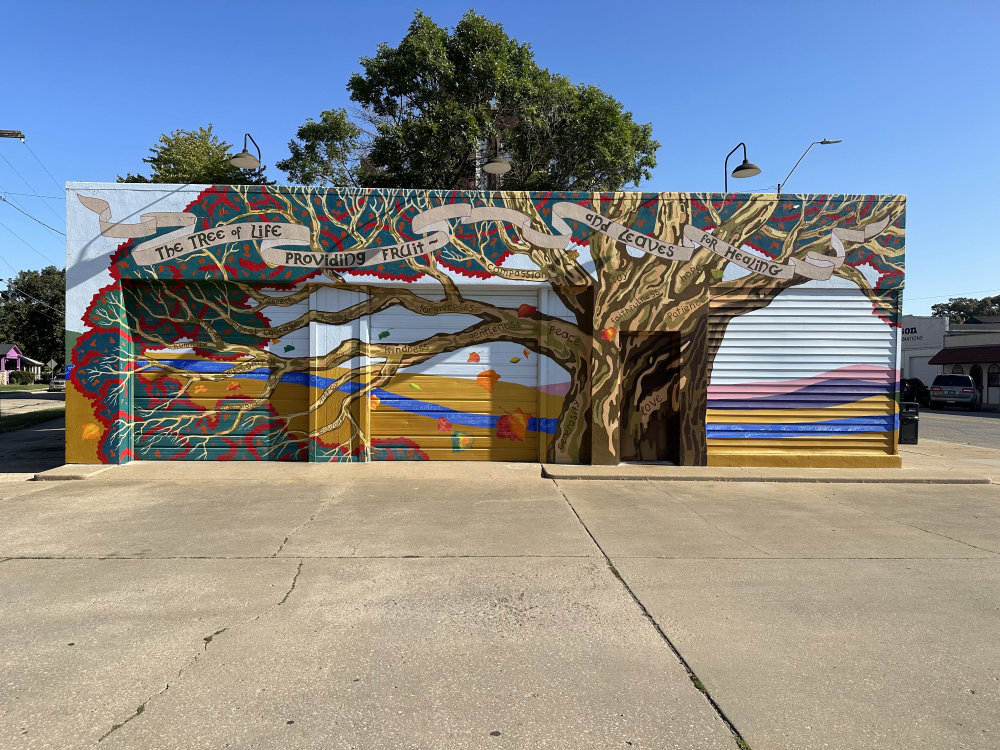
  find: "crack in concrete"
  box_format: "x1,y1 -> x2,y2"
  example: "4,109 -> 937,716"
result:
820,491 -> 1000,555
278,560 -> 303,605
97,702 -> 146,742
95,558 -> 305,744
555,484 -> 754,750
273,483 -> 351,557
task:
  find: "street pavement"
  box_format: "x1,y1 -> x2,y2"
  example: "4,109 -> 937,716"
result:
921,408 -> 1000,449
1,423 -> 999,748
0,389 -> 65,476
0,417 -> 65,475
0,388 -> 64,418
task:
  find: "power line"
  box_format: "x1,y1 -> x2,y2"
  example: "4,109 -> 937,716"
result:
1,281 -> 65,320
21,140 -> 63,193
0,269 -> 66,325
0,294 -> 64,324
3,191 -> 64,200
0,181 -> 67,243
0,250 -> 19,274
907,288 -> 1000,301
0,178 -> 33,214
0,194 -> 65,235
0,301 -> 63,325
0,217 -> 62,264
0,149 -> 65,227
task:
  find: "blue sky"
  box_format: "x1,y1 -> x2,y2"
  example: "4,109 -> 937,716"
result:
1,0 -> 996,315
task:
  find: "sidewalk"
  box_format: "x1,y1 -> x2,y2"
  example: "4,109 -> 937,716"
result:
32,438 -> 1000,484
2,444 -> 998,749
543,440 -> 1000,484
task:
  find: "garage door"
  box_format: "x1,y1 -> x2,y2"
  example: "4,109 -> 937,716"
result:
366,289 -> 542,461
707,287 -> 897,462
128,281 -> 310,461
128,282 -> 563,462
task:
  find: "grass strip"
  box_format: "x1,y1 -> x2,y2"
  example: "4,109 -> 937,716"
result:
0,407 -> 65,434
0,384 -> 48,392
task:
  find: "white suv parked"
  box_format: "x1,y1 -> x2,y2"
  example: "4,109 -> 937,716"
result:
929,374 -> 981,411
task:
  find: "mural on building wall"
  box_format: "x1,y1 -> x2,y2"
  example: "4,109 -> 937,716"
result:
65,185 -> 904,464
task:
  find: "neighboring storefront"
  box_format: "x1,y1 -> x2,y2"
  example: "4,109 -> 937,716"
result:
65,184 -> 905,466
899,315 -> 946,385
928,317 -> 1000,409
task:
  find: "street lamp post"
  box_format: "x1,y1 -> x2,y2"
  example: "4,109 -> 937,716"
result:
777,139 -> 842,194
1,127 -> 24,414
724,142 -> 761,192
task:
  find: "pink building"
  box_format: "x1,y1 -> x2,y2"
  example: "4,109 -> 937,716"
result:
0,344 -> 42,385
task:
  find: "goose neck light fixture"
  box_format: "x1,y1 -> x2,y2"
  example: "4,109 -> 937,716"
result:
231,133 -> 261,170
724,142 -> 761,192
482,155 -> 511,175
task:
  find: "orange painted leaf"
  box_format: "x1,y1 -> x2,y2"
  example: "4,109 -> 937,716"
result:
497,407 -> 531,441
437,417 -> 452,432
600,327 -> 616,342
226,382 -> 240,391
467,352 -> 481,363
81,423 -> 100,441
517,304 -> 537,318
477,369 -> 500,393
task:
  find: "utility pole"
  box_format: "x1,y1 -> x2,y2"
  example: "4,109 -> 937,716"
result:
1,129 -> 24,408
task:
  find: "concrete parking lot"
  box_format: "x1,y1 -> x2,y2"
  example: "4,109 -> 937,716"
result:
1,426 -> 999,749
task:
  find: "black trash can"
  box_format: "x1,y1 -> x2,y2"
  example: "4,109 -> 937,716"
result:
899,401 -> 919,445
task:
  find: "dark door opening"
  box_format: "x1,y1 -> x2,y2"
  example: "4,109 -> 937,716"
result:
620,331 -> 681,463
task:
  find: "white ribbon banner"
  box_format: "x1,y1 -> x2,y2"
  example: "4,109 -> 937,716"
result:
81,195 -> 891,282
78,196 -> 311,265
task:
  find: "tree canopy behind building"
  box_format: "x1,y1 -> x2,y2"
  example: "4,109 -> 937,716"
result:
277,10 -> 659,191
118,125 -> 271,185
931,295 -> 1000,323
0,266 -> 65,365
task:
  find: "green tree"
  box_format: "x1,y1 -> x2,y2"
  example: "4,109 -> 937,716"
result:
931,295 -> 1000,323
118,125 -> 272,185
277,10 -> 659,191
0,266 -> 66,365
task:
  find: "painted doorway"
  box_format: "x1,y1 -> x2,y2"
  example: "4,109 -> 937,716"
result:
620,331 -> 681,463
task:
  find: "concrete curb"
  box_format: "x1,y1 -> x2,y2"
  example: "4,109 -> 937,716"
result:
29,461 -> 994,485
27,438 -> 1000,486
34,465 -> 116,481
541,466 -> 993,484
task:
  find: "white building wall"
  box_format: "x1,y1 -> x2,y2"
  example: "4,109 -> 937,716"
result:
901,315 -> 947,383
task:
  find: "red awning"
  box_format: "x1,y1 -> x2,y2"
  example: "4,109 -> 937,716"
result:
928,345 -> 1000,365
